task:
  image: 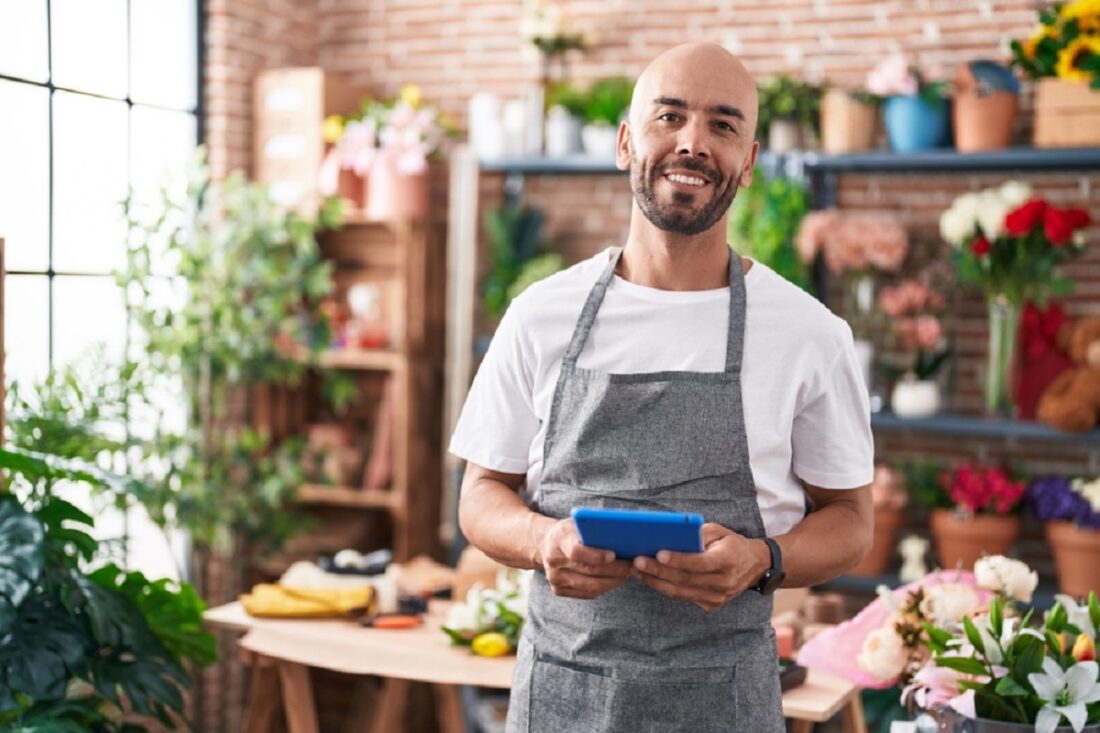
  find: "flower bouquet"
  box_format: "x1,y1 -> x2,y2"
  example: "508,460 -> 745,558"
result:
878,279 -> 951,417
1029,476 -> 1100,599
1010,1 -> 1100,90
939,180 -> 1091,415
442,568 -> 531,657
931,465 -> 1027,571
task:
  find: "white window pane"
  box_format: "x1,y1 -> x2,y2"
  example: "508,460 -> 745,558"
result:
53,92 -> 128,274
130,0 -> 196,110
51,0 -> 128,99
3,274 -> 49,388
0,0 -> 49,83
130,106 -> 196,211
52,275 -> 126,368
0,81 -> 49,272
125,506 -> 185,581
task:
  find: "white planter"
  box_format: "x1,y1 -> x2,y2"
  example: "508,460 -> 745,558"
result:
581,123 -> 618,159
768,120 -> 803,153
892,379 -> 940,418
545,106 -> 582,157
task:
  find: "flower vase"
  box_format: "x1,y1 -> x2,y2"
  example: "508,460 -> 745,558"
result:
1046,521 -> 1100,599
930,509 -> 1019,571
883,94 -> 949,152
891,378 -> 940,418
985,296 -> 1021,417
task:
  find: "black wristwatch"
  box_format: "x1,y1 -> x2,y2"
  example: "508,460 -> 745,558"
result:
753,537 -> 786,595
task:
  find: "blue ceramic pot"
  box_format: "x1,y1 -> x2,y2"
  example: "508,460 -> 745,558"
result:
883,94 -> 949,152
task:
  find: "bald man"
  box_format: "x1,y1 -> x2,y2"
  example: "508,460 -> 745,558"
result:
450,43 -> 874,732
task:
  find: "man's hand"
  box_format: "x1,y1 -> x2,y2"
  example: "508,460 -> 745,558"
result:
537,518 -> 633,600
631,523 -> 770,612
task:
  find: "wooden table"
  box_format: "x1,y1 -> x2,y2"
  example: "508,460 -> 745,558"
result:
205,601 -> 865,733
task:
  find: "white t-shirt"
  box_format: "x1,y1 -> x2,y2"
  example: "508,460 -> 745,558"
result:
449,248 -> 875,537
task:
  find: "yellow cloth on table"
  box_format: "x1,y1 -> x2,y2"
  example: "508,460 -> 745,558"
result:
240,583 -> 375,618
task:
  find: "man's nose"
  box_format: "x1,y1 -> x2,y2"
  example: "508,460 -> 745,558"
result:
675,117 -> 710,159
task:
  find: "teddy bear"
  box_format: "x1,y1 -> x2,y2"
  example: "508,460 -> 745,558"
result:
1036,315 -> 1100,433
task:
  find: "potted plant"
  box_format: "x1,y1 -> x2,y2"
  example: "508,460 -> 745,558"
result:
726,167 -> 812,292
1029,475 -> 1100,599
481,203 -> 564,319
579,76 -> 634,159
820,86 -> 878,154
1011,1 -> 1100,148
544,81 -> 587,157
848,463 -> 909,576
757,74 -> 822,152
867,55 -> 950,152
930,464 -> 1027,571
878,279 -> 952,418
952,60 -> 1021,153
0,369 -> 216,729
939,181 -> 1091,415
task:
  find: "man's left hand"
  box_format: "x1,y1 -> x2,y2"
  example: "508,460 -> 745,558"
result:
631,523 -> 771,612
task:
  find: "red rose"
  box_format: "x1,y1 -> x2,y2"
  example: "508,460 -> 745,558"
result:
1064,207 -> 1091,230
1043,207 -> 1074,246
1004,199 -> 1048,236
971,235 -> 991,255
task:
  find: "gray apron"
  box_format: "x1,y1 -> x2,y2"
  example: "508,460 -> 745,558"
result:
506,247 -> 785,733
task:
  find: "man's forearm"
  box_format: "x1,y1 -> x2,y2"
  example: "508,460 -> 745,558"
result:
458,473 -> 555,570
774,491 -> 873,588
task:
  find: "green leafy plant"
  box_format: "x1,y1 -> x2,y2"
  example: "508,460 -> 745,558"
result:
119,147 -> 340,563
582,77 -> 635,126
727,168 -> 811,291
482,204 -> 560,317
545,81 -> 588,118
756,75 -> 823,140
0,447 -> 215,731
1010,1 -> 1100,90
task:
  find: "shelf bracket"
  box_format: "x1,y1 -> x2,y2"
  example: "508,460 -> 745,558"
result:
503,171 -> 525,207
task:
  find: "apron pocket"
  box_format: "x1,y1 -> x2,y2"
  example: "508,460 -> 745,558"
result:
528,657 -> 738,733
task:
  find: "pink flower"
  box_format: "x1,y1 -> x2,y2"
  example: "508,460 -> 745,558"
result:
915,316 -> 943,350
904,664 -> 965,709
796,210 -> 842,265
867,55 -> 919,96
948,689 -> 977,719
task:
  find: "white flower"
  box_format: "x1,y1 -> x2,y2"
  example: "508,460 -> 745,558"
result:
1028,658 -> 1100,733
973,615 -> 1044,665
975,556 -> 1039,603
858,625 -> 910,682
1057,594 -> 1098,639
999,180 -> 1032,209
939,205 -> 974,247
976,190 -> 1009,240
445,601 -> 478,631
920,583 -> 981,628
1072,478 -> 1100,513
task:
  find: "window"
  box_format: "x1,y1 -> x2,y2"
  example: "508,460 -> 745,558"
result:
0,0 -> 202,581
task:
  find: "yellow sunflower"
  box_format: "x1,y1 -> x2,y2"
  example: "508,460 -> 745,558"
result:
1023,26 -> 1056,59
1056,35 -> 1100,80
1060,0 -> 1100,32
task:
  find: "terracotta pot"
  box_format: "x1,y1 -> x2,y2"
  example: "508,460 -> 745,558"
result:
1046,521 -> 1100,599
930,509 -> 1019,571
954,91 -> 1017,153
363,155 -> 429,221
848,505 -> 903,576
820,90 -> 877,154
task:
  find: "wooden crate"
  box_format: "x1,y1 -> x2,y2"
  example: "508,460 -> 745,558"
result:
253,67 -> 365,215
1033,78 -> 1100,148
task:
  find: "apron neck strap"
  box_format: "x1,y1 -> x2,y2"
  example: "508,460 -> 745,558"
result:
562,246 -> 748,375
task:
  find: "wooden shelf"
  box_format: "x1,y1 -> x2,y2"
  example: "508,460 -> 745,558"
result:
296,483 -> 397,509
316,348 -> 403,371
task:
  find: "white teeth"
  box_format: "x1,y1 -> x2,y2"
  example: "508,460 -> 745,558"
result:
667,173 -> 706,186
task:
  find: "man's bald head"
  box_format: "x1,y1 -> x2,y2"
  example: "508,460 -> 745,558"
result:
628,43 -> 758,138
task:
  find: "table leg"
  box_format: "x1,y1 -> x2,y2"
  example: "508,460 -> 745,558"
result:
789,720 -> 814,733
432,684 -> 465,733
279,661 -> 320,733
243,655 -> 280,733
841,694 -> 867,733
367,677 -> 411,733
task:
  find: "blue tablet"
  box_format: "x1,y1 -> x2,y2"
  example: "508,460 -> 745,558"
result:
571,507 -> 704,560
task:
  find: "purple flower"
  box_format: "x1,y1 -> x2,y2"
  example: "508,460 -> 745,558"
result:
1028,476 -> 1100,528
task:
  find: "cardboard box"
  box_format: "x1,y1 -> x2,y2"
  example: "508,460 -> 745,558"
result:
1033,78 -> 1100,148
253,67 -> 365,215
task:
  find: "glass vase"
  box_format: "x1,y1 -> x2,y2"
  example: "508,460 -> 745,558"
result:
984,295 -> 1020,417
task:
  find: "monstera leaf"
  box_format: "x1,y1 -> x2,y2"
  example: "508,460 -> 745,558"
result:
0,447 -> 153,504
0,498 -> 45,633
0,590 -> 88,714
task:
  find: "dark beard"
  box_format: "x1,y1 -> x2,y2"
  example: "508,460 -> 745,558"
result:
630,156 -> 739,236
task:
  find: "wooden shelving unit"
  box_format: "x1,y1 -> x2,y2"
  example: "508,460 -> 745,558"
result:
296,483 -> 397,509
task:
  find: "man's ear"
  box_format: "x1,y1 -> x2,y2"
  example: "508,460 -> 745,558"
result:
738,140 -> 760,188
616,121 -> 632,171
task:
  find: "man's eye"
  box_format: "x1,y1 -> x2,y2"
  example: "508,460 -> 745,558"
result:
658,113 -> 680,122
714,121 -> 735,132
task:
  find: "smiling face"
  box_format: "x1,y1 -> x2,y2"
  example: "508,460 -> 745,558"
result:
618,44 -> 760,237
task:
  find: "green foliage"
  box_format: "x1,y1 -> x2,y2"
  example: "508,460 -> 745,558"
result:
545,81 -> 588,118
726,169 -> 811,292
581,77 -> 635,126
756,75 -> 822,139
118,147 -> 338,555
482,204 -> 565,317
1010,10 -> 1100,87
0,451 -> 214,731
898,458 -> 950,510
